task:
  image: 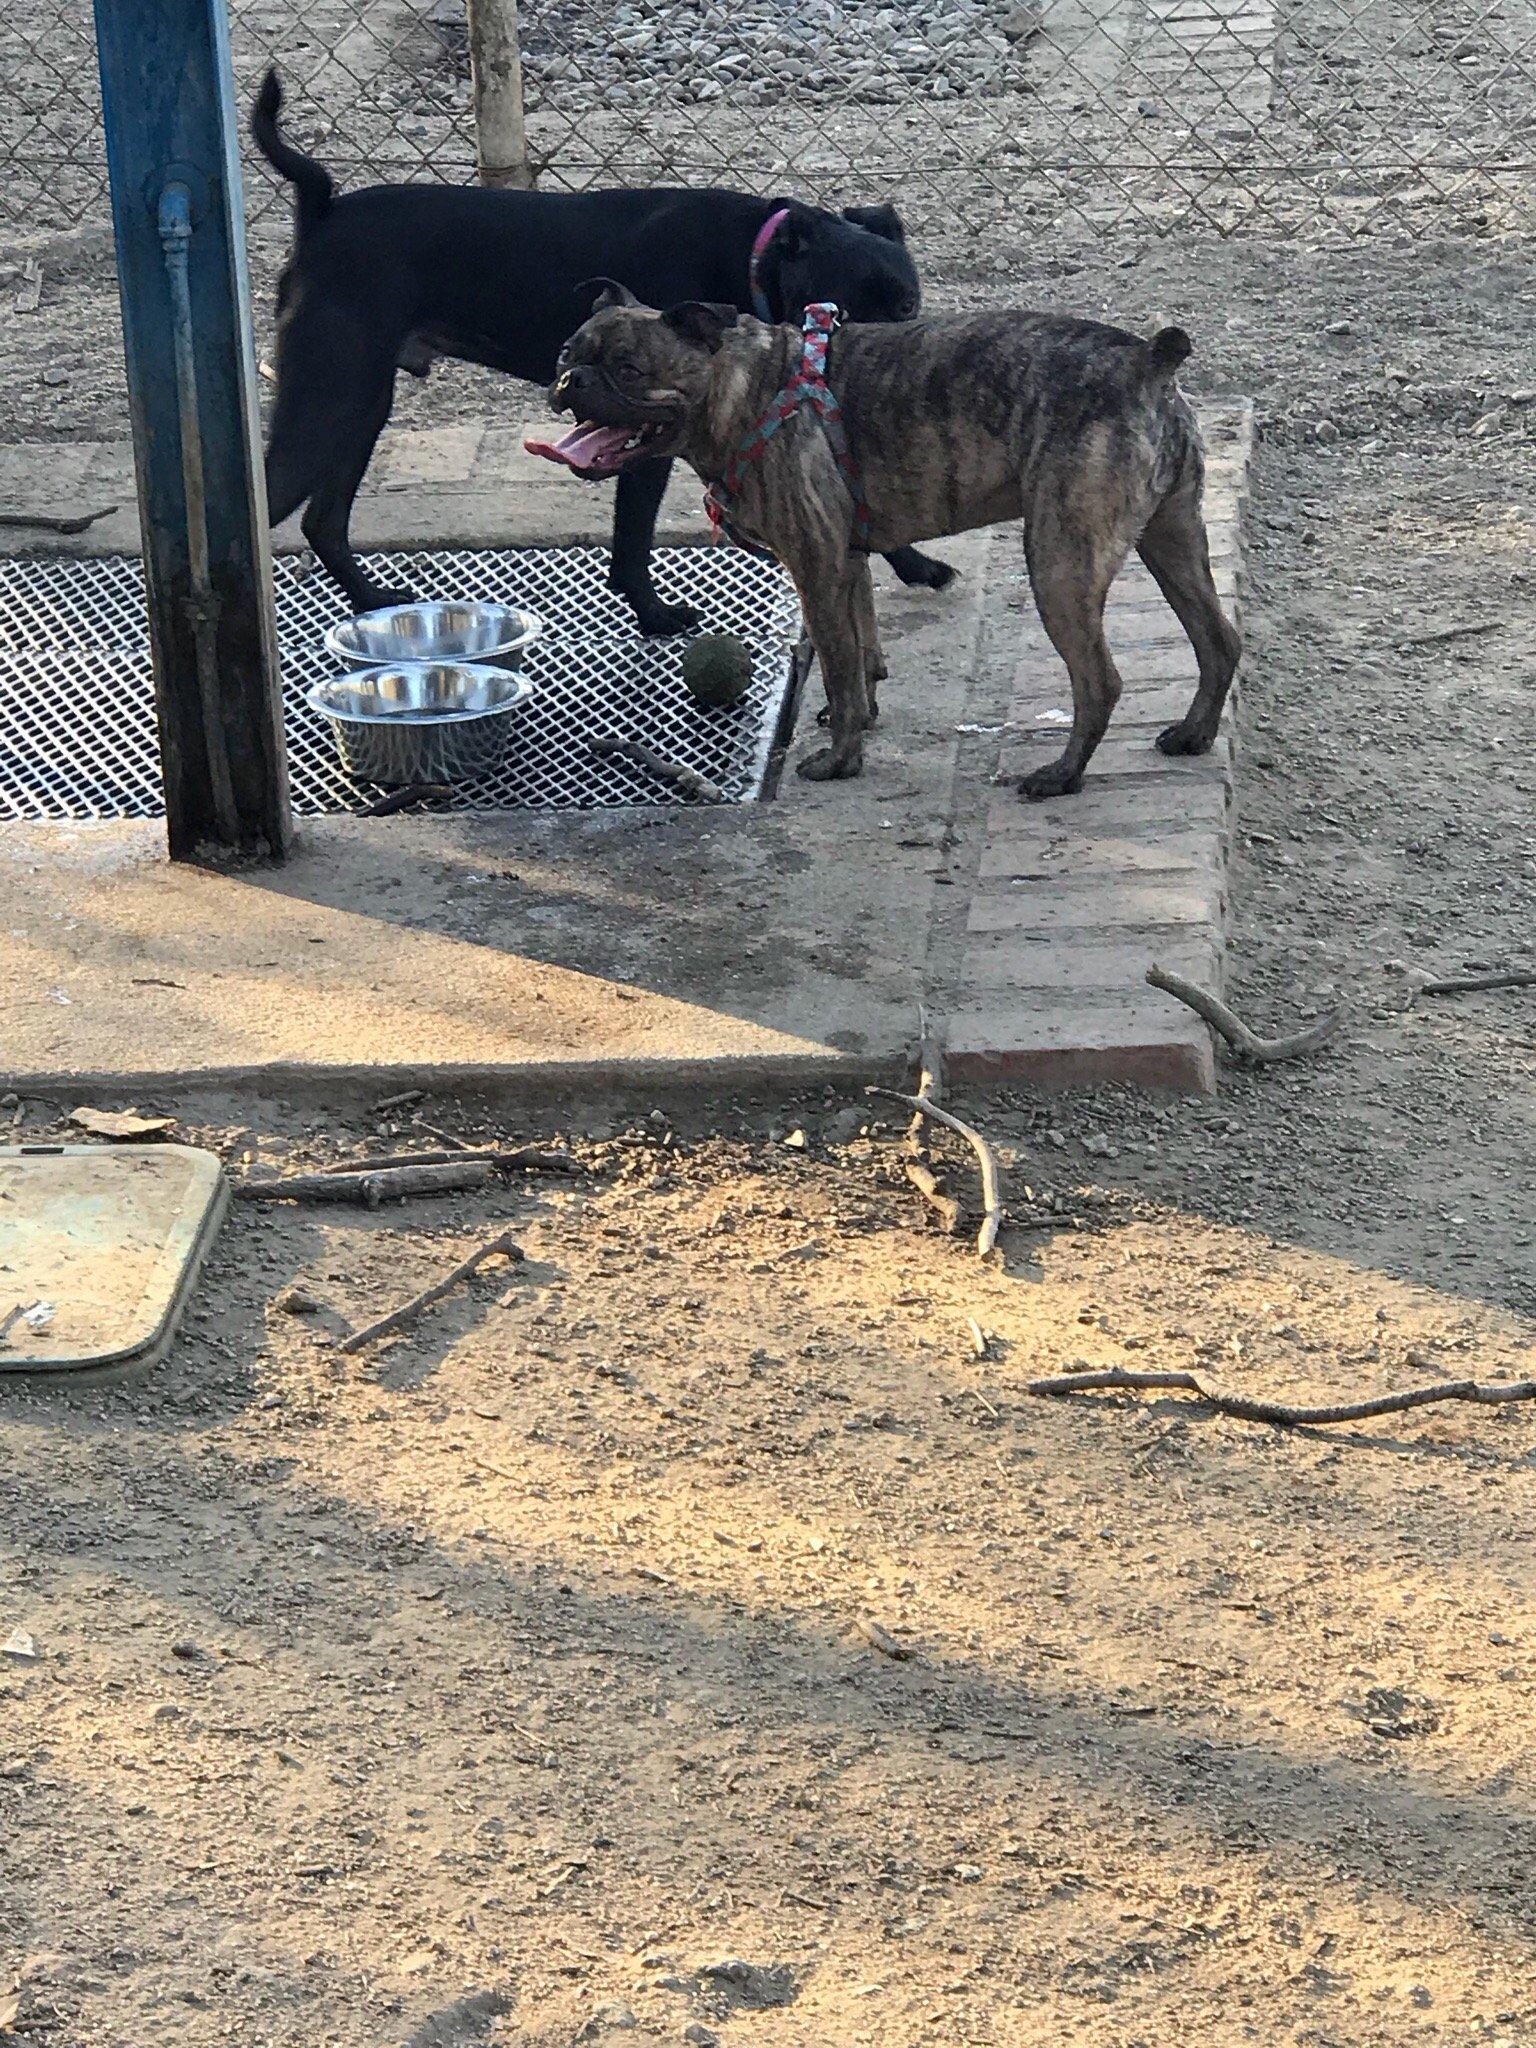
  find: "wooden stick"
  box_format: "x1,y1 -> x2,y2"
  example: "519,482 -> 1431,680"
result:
237,1162 -> 495,1206
0,504 -> 118,535
904,1159 -> 962,1233
357,782 -> 451,817
900,1004 -> 962,1230
1024,1363 -> 1536,1428
590,737 -> 726,804
1397,618 -> 1503,650
316,1146 -> 582,1176
340,1231 -> 524,1354
1146,965 -> 1341,1062
869,1087 -> 1002,1257
1419,969 -> 1536,997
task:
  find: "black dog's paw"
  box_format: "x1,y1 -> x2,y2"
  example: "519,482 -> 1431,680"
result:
631,595 -> 701,638
1017,758 -> 1084,801
355,585 -> 417,616
1155,720 -> 1216,757
797,743 -> 863,782
888,547 -> 957,592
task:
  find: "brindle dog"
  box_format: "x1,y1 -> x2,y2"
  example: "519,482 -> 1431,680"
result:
531,285 -> 1240,797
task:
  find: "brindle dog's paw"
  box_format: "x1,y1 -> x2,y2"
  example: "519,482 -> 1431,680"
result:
797,745 -> 863,781
1155,720 -> 1216,757
631,596 -> 701,638
1017,758 -> 1084,801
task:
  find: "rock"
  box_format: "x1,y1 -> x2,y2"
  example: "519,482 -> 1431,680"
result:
1325,318 -> 1352,335
274,1286 -> 322,1315
699,1959 -> 796,2006
683,2029 -> 719,2048
1,1629 -> 39,1663
578,2006 -> 637,2039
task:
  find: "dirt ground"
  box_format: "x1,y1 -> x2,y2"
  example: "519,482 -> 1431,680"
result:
6,36 -> 1536,2048
3,325 -> 1536,2046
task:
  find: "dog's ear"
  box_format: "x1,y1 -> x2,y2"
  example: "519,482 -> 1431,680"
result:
575,277 -> 639,315
663,302 -> 740,353
841,203 -> 906,245
764,202 -> 816,260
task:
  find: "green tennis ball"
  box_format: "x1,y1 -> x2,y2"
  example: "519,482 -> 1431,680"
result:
681,633 -> 753,710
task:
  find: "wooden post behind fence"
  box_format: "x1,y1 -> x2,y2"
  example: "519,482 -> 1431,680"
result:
466,0 -> 535,189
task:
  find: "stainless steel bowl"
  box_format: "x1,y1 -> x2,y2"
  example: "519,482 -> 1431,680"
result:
307,662 -> 535,787
323,599 -> 542,669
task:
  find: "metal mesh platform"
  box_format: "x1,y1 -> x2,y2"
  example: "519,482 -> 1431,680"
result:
0,546 -> 803,821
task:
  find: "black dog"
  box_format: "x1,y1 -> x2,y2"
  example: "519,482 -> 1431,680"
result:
251,70 -> 952,631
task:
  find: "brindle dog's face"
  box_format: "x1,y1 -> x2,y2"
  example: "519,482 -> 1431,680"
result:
533,282 -> 737,480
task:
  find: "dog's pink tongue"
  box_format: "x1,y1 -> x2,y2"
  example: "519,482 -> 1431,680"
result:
524,422 -> 631,473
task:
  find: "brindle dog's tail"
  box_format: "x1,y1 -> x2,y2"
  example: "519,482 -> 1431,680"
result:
252,68 -> 335,239
1145,326 -> 1193,379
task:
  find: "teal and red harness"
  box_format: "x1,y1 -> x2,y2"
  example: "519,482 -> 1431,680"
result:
704,301 -> 872,555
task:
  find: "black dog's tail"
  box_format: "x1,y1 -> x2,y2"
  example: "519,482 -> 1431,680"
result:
1145,326 -> 1193,379
251,67 -> 335,238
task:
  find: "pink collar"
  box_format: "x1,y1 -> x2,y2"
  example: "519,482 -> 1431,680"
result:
749,205 -> 792,322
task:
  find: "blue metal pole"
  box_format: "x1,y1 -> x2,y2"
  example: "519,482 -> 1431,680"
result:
92,0 -> 291,860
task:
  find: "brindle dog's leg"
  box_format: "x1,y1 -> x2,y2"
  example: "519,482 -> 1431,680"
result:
1017,509 -> 1135,801
1135,468 -> 1242,757
794,562 -> 868,780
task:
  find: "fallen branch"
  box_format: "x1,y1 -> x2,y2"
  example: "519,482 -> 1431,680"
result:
340,1230 -> 523,1354
1146,965 -> 1341,1062
869,1086 -> 1002,1257
237,1161 -> 495,1206
1419,969 -> 1536,997
590,737 -> 726,804
316,1146 -> 582,1177
1024,1363 -> 1536,1428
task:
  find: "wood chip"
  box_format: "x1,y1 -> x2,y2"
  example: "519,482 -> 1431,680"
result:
69,1106 -> 176,1141
853,1616 -> 914,1660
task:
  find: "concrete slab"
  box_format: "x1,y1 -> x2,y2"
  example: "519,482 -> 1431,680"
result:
0,400 -> 1253,1103
945,400 -> 1253,1093
0,419 -> 712,562
0,530 -> 998,1102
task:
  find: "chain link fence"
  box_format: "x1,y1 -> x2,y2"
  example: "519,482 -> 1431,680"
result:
2,0 -> 1535,254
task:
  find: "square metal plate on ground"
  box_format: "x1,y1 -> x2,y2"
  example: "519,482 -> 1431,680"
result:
0,546 -> 804,822
0,1145 -> 227,1374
